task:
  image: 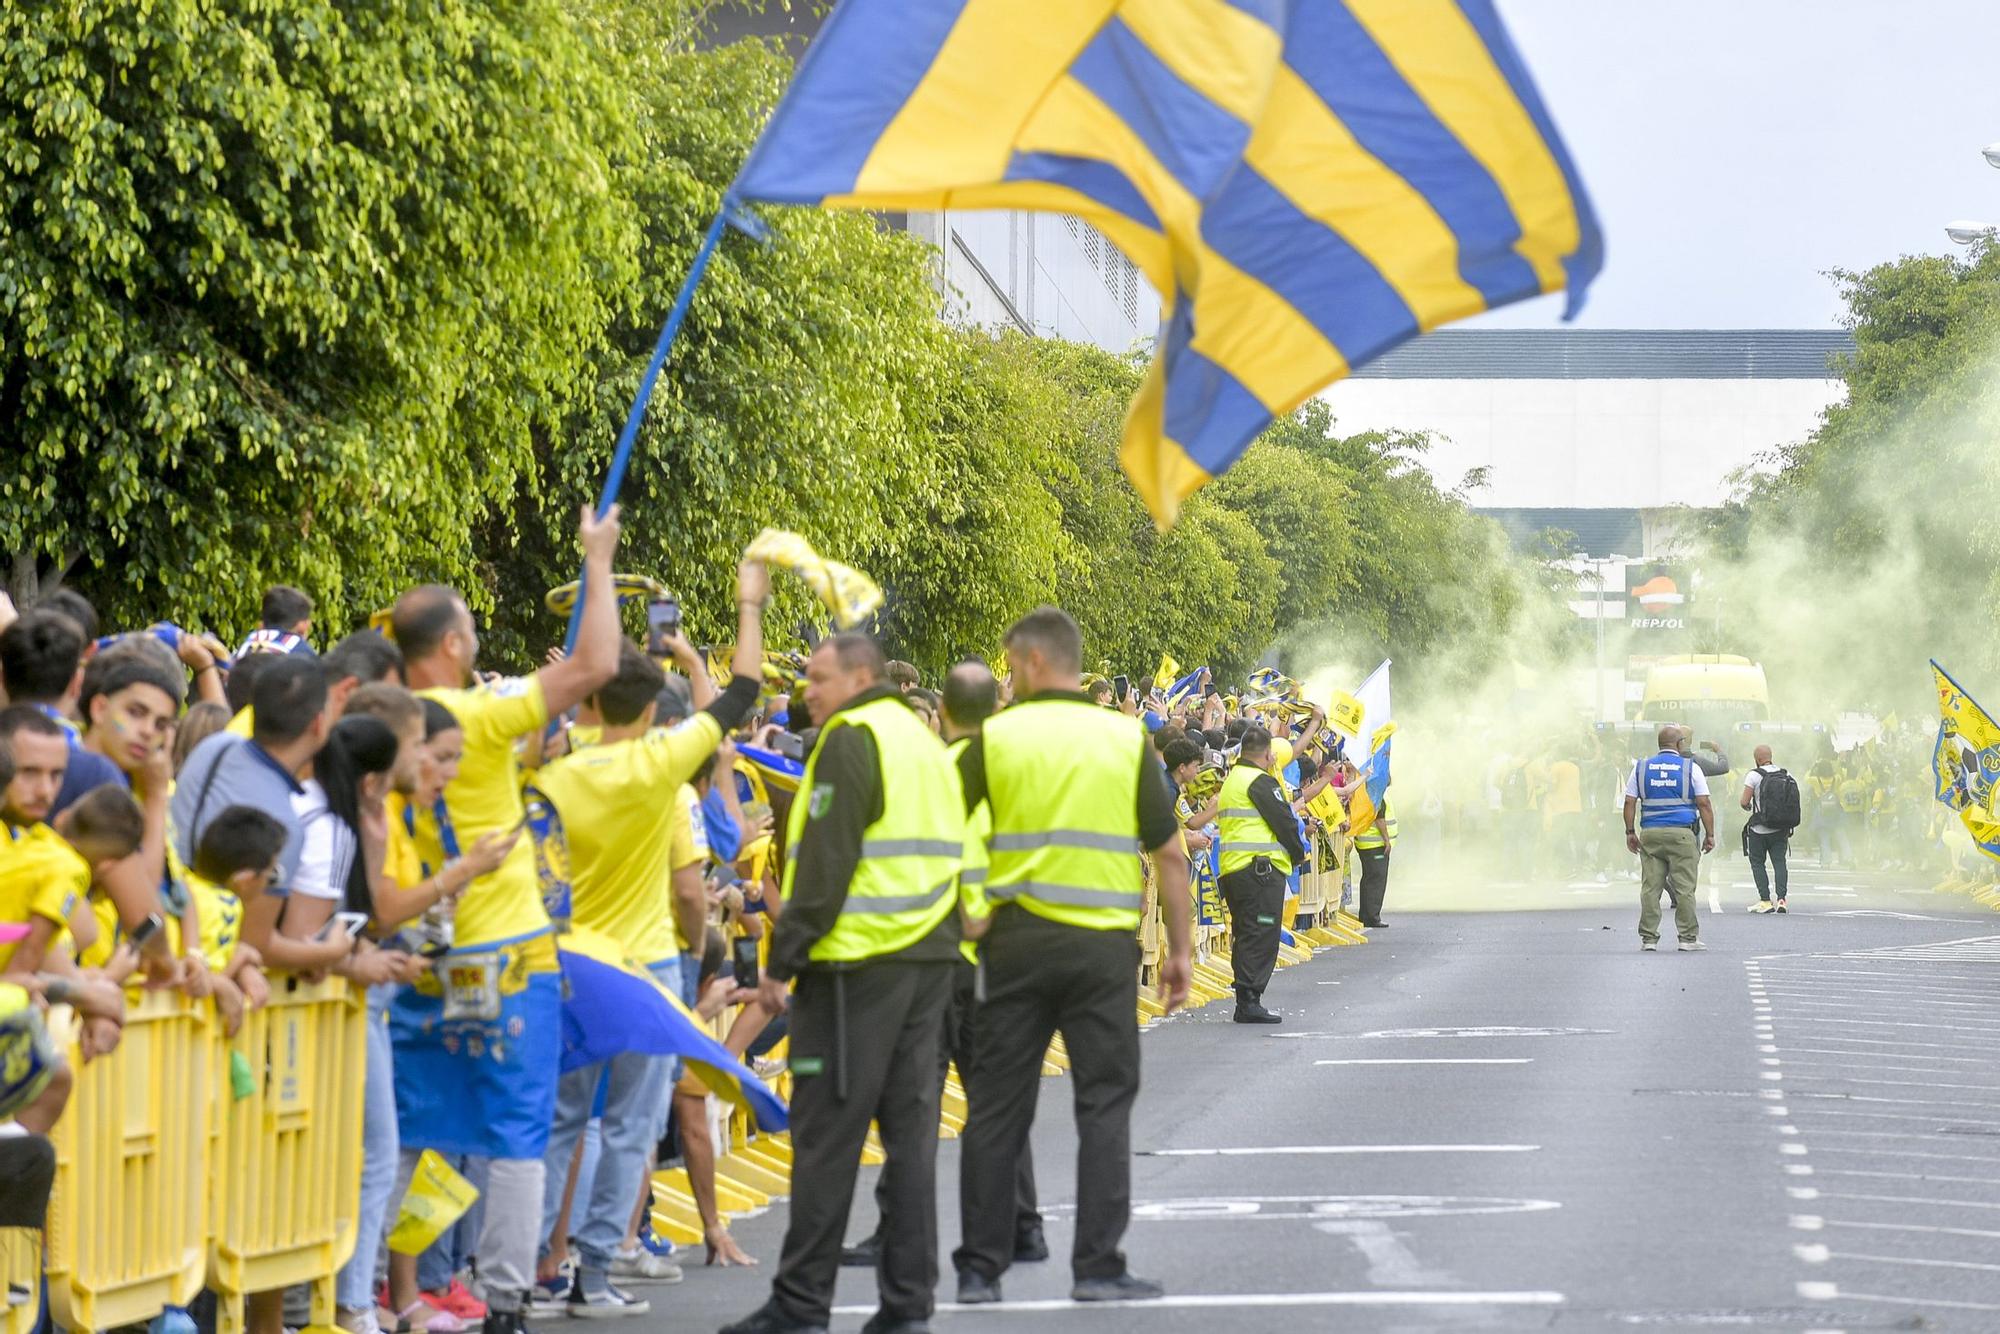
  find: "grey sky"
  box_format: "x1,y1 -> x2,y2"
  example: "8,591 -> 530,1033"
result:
1468,0 -> 2000,330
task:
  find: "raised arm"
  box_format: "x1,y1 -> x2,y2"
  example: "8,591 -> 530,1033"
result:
535,505 -> 624,719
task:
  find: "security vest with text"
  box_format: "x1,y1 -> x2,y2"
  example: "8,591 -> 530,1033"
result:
781,695 -> 964,964
1637,751 -> 1699,829
981,698 -> 1145,931
1216,762 -> 1287,876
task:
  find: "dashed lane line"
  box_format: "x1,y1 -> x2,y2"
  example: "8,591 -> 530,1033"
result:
830,1291 -> 1568,1316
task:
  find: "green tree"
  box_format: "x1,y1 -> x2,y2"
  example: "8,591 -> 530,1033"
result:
0,0 -> 634,635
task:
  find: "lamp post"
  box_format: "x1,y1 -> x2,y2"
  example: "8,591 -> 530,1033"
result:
1944,143 -> 2000,245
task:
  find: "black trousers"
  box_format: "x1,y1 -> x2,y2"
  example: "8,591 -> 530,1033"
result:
0,1134 -> 55,1228
771,960 -> 952,1325
1746,828 -> 1790,901
1219,862 -> 1286,999
955,910 -> 1139,1284
1358,846 -> 1390,925
862,959 -> 1039,1244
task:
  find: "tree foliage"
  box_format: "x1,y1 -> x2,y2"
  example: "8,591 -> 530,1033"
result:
1697,243 -> 2000,713
3,0 -> 1571,696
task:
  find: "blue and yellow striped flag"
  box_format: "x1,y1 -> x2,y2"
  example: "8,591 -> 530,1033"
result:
735,0 -> 1601,526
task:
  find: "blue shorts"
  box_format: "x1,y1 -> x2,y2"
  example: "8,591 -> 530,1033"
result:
391,953 -> 561,1161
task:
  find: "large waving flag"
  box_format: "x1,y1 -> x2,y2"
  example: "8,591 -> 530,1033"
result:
734,0 -> 1601,525
1345,736 -> 1393,840
1931,661 -> 2000,862
558,925 -> 788,1130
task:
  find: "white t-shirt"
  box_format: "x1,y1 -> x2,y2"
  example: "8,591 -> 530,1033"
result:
1742,765 -> 1782,836
290,780 -> 358,902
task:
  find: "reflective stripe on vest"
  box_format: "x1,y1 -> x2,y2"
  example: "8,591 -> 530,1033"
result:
1216,763 -> 1285,875
949,736 -> 991,965
1354,798 -> 1397,850
781,695 -> 964,964
982,698 -> 1145,931
1637,752 -> 1698,828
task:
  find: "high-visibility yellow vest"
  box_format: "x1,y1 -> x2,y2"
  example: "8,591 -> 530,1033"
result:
949,736 -> 990,965
1355,797 -> 1397,851
982,698 -> 1145,932
1216,762 -> 1287,876
781,695 -> 963,965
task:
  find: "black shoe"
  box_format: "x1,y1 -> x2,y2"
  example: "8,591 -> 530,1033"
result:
840,1233 -> 882,1268
859,1315 -> 930,1334
483,1312 -> 527,1334
955,1271 -> 1002,1305
1013,1222 -> 1050,1263
1072,1272 -> 1165,1302
1233,1002 -> 1281,1025
1362,920 -> 1388,929
718,1300 -> 829,1334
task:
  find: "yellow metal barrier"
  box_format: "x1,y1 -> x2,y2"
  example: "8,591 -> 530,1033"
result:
44,990 -> 214,1334
209,976 -> 367,1334
3,1225 -> 41,1334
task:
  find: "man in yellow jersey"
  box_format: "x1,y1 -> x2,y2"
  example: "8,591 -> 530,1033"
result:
839,658 -> 1046,1276
723,634 -> 965,1334
952,607 -> 1192,1308
1213,725 -> 1305,1025
528,575 -> 767,1316
388,505 -> 626,1334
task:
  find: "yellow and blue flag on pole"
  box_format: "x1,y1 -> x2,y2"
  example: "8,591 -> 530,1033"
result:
1931,661 -> 2000,862
1344,737 -> 1392,840
734,0 -> 1602,526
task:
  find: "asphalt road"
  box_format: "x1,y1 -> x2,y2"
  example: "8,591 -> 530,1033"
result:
642,861 -> 2000,1332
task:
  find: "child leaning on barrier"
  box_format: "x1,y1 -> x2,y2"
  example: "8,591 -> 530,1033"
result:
187,804 -> 285,1036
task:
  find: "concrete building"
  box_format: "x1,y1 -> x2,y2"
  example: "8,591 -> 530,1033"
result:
1322,328 -> 1854,719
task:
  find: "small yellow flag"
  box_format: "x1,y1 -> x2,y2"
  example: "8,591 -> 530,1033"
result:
1330,692 -> 1366,738
387,1149 -> 481,1256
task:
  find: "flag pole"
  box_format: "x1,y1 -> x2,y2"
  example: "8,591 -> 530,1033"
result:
562,202 -> 737,650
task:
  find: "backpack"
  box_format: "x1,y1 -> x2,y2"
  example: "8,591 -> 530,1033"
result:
1754,767 -> 1802,833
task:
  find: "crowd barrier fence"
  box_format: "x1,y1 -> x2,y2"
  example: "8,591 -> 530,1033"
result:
35,977 -> 364,1334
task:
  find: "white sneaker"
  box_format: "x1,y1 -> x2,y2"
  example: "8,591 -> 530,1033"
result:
1678,940 -> 1707,952
567,1283 -> 650,1320
608,1248 -> 683,1285
1748,901 -> 1774,914
1641,941 -> 1659,951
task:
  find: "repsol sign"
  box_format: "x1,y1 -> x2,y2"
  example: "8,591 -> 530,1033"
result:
1629,616 -> 1689,630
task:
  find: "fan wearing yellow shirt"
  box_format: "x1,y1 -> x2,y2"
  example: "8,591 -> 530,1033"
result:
186,805 -> 289,1037
385,504 -> 631,1332
529,586 -> 769,1307
2,782 -> 142,978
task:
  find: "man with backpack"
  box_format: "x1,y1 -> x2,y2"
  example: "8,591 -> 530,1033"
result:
1740,745 -> 1801,914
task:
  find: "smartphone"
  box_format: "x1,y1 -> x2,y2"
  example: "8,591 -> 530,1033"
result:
1113,674 -> 1130,704
646,596 -> 682,655
732,936 -> 761,991
317,910 -> 371,945
126,912 -> 165,952
774,731 -> 807,763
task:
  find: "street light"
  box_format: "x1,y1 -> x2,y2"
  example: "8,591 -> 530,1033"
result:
1945,219 -> 1997,246
1985,142 -> 2000,170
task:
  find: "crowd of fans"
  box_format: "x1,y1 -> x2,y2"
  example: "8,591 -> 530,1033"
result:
0,511 -> 1378,1334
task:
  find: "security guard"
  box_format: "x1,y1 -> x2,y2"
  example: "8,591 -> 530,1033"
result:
722,634 -> 965,1334
951,606 -> 1193,1308
839,659 -> 1046,1272
1353,792 -> 1396,930
1214,726 -> 1305,1024
1622,725 -> 1715,951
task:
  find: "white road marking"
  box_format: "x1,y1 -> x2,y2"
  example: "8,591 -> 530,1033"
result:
1827,1251 -> 2000,1275
1273,1026 -> 1610,1041
1790,1214 -> 1824,1230
1758,981 -> 2000,1003
1794,1243 -> 1831,1263
1813,1190 -> 2000,1211
1808,1146 -> 2000,1165
1755,992 -> 1997,1013
1822,1290 -> 2000,1314
1314,1058 -> 1532,1066
1783,1072 -> 2000,1096
1797,1281 -> 1839,1300
1113,1196 -> 1562,1222
1759,966 -> 2000,985
1139,1144 -> 1541,1158
1826,1217 -> 2000,1240
835,1291 -> 1570,1315
1822,1169 -> 2000,1187
1314,1219 -> 1453,1287
1781,1143 -> 1809,1155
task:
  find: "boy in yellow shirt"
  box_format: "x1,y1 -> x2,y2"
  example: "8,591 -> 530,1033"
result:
187,805 -> 286,1035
